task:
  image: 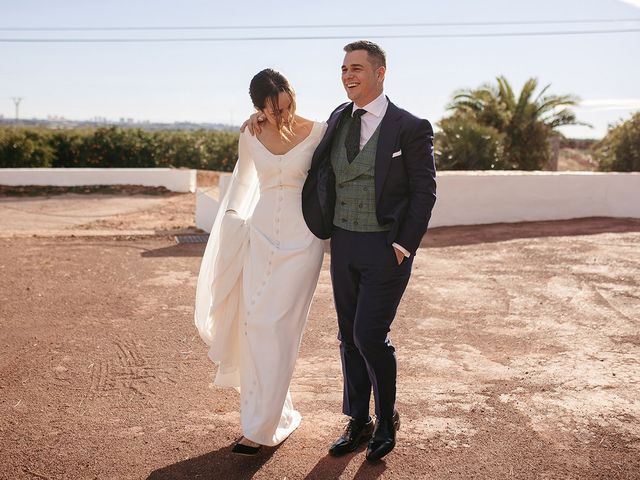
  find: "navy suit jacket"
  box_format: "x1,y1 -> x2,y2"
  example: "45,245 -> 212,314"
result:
302,98 -> 437,255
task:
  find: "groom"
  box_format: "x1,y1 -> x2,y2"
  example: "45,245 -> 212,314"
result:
302,40 -> 437,461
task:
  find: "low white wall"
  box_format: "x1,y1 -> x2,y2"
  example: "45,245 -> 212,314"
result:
196,172 -> 640,233
430,171 -> 640,227
0,168 -> 197,193
195,174 -> 231,232
195,189 -> 220,233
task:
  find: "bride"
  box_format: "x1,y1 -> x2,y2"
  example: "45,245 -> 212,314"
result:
194,69 -> 326,454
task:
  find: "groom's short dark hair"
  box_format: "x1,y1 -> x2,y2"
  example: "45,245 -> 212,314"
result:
343,40 -> 386,70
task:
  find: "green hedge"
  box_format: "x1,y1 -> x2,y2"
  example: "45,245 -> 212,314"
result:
594,112 -> 640,172
0,126 -> 239,171
435,115 -> 506,170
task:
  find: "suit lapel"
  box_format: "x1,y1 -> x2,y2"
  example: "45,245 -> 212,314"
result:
375,99 -> 402,207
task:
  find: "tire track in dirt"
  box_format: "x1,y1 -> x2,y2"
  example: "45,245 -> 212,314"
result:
86,336 -> 177,400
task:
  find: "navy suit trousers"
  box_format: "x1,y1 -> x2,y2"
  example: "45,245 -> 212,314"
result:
330,226 -> 413,421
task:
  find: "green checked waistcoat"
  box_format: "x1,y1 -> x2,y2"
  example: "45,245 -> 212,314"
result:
330,115 -> 390,232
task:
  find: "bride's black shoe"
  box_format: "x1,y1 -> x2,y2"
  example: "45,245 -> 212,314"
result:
232,439 -> 262,455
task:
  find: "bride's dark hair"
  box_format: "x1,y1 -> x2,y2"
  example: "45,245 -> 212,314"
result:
249,68 -> 296,139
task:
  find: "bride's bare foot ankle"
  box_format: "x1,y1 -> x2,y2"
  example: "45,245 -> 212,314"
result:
238,437 -> 261,448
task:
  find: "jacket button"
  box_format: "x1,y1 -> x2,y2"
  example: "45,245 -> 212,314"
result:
341,218 -> 347,223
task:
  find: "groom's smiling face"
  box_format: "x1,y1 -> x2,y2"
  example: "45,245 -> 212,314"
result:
341,50 -> 385,107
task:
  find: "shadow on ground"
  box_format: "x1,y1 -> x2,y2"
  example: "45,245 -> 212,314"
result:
304,450 -> 387,480
141,243 -> 205,258
139,217 -> 640,258
424,217 -> 640,248
147,444 -> 278,480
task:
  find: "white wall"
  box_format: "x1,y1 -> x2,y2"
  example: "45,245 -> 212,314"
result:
194,172 -> 640,234
0,168 -> 196,193
195,174 -> 231,232
195,189 -> 220,233
429,171 -> 640,227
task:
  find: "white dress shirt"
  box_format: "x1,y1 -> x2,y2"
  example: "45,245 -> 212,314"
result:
351,92 -> 410,260
351,91 -> 389,150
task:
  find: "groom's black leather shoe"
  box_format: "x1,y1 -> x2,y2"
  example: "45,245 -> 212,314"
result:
328,417 -> 374,456
366,410 -> 400,462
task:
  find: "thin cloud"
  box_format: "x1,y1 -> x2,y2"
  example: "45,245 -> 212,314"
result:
618,0 -> 640,8
578,98 -> 640,111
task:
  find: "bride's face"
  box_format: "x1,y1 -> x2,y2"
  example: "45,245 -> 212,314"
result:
261,91 -> 295,129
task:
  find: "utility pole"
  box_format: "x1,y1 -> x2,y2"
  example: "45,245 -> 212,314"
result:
12,97 -> 23,122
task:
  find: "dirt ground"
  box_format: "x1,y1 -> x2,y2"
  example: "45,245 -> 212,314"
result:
1,190 -> 639,480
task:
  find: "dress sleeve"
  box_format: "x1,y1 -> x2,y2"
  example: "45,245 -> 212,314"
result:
226,131 -> 257,214
194,131 -> 260,387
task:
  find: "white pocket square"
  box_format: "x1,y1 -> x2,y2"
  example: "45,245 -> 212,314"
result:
392,150 -> 402,158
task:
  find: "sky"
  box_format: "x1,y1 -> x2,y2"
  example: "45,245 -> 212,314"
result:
1,0 -> 639,138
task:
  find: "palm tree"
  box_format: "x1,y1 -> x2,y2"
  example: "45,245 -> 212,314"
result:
447,76 -> 586,169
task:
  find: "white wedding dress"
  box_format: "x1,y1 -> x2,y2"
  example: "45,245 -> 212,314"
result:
195,121 -> 326,446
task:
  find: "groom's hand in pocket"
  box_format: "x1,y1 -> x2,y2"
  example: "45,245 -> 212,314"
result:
393,246 -> 405,265
240,113 -> 266,135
